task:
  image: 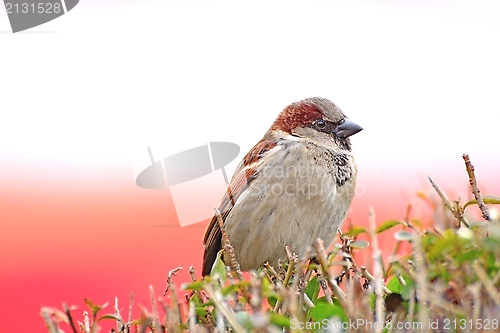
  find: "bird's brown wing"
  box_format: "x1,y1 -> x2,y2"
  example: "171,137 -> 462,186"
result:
201,139 -> 278,276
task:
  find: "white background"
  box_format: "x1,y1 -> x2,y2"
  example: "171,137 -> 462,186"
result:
1,0 -> 499,184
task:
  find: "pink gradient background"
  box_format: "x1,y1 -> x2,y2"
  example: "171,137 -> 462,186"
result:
1,151 -> 498,332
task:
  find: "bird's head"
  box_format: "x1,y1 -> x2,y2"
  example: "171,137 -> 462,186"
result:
270,97 -> 363,151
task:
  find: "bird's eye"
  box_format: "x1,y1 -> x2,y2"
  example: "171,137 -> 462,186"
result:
315,119 -> 326,129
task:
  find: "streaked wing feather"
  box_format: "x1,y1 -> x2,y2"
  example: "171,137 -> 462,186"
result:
201,139 -> 278,275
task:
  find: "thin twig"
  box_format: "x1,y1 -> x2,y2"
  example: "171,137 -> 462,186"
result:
164,267 -> 182,295
314,238 -> 346,304
128,292 -> 134,329
249,271 -> 263,313
188,302 -> 197,331
412,237 -> 430,327
164,267 -> 183,327
292,247 -> 312,317
137,307 -> 153,333
317,270 -> 334,305
384,240 -> 402,279
428,176 -> 470,227
283,245 -> 298,287
187,265 -> 207,311
302,263 -> 316,309
188,266 -> 197,282
274,246 -> 297,312
112,298 -> 124,333
40,308 -> 59,333
214,208 -> 243,279
408,287 -> 416,333
492,268 -> 500,286
263,262 -> 281,282
149,286 -> 160,326
204,284 -> 246,333
369,206 -> 384,333
463,154 -> 491,222
360,267 -> 391,294
82,311 -> 90,333
63,303 -> 79,333
473,261 -> 500,308
470,283 -> 481,325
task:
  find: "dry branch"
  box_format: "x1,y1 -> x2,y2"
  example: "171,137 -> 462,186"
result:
463,153 -> 491,222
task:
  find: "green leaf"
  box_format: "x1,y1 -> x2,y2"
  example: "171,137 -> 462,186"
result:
463,195 -> 500,209
267,295 -> 278,308
222,281 -> 250,296
305,276 -> 320,302
376,220 -> 402,233
487,252 -> 497,270
195,306 -> 207,317
235,311 -> 253,330
310,303 -> 346,322
269,312 -> 291,328
421,233 -> 438,250
188,293 -> 203,307
182,280 -> 204,291
394,230 -> 415,241
201,299 -> 215,308
84,298 -> 107,318
401,285 -> 413,301
348,240 -> 369,249
409,218 -> 423,228
222,284 -> 237,296
261,276 -> 276,299
485,224 -> 500,240
314,296 -> 331,306
429,232 -> 459,260
210,250 -> 226,282
369,292 -> 376,311
482,237 -> 500,252
386,276 -> 404,294
344,226 -> 367,237
98,314 -> 123,322
130,318 -> 145,325
386,276 -> 414,303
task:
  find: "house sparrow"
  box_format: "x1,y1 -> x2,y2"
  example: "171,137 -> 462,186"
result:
202,97 -> 362,276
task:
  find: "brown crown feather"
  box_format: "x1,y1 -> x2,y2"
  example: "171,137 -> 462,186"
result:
270,101 -> 323,134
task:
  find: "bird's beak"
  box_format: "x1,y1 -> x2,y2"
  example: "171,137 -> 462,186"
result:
334,119 -> 363,138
